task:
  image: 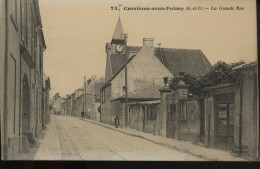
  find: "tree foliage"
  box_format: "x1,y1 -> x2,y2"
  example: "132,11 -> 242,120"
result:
169,60 -> 245,96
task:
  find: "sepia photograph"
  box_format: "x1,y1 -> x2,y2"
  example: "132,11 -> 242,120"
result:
0,0 -> 258,161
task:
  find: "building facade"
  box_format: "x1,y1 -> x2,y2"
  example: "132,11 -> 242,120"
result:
100,18 -> 212,127
0,0 -> 48,160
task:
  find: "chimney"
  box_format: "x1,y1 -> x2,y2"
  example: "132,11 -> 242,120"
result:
143,38 -> 154,48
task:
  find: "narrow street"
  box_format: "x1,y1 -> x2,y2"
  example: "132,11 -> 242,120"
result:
34,115 -> 204,161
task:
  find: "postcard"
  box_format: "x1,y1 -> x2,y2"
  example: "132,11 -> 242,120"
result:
0,0 -> 258,161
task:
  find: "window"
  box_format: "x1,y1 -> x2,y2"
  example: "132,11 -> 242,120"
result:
147,105 -> 156,120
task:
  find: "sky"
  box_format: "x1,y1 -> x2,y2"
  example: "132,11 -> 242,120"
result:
39,0 -> 257,98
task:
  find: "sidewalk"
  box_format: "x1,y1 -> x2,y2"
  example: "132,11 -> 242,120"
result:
16,116 -> 62,160
77,117 -> 246,161
33,116 -> 63,160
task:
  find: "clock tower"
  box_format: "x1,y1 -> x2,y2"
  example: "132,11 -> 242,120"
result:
110,18 -> 125,54
105,17 -> 127,82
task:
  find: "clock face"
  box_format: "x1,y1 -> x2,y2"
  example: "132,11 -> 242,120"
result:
115,44 -> 124,53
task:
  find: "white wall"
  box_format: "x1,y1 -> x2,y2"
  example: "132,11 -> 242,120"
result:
111,47 -> 172,100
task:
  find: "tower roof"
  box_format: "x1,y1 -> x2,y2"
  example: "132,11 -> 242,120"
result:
112,18 -> 124,42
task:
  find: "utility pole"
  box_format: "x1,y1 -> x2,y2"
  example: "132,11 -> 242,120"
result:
123,33 -> 128,128
84,76 -> 86,118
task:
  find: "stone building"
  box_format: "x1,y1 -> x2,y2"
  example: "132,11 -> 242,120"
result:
0,0 -> 48,160
100,18 -> 212,127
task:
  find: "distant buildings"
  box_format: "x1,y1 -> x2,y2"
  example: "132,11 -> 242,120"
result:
0,0 -> 50,160
50,93 -> 65,115
58,76 -> 105,122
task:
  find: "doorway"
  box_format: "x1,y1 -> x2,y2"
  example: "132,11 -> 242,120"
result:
216,102 -> 234,150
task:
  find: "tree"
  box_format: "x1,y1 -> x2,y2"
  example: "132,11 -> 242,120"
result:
169,60 -> 245,96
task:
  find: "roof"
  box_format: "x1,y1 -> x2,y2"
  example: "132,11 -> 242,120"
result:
129,100 -> 161,105
233,61 -> 258,70
128,83 -> 162,99
75,89 -> 84,99
111,18 -> 124,42
115,83 -> 162,100
154,48 -> 212,76
109,46 -> 211,79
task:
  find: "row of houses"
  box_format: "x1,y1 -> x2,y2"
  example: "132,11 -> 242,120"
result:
0,0 -> 51,160
99,18 -> 259,159
50,75 -> 105,121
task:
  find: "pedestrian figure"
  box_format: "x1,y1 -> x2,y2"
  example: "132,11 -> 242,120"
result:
81,111 -> 84,119
114,115 -> 119,128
